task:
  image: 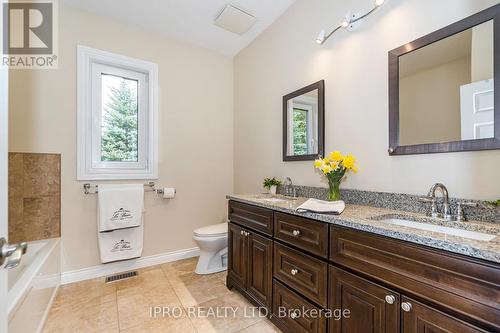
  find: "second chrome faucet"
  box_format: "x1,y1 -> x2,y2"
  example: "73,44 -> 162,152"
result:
420,183 -> 477,221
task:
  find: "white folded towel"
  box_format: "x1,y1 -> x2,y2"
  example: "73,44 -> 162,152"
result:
98,224 -> 143,263
98,184 -> 144,232
296,198 -> 345,214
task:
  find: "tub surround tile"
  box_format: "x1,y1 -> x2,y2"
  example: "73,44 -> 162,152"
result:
279,185 -> 500,224
22,153 -> 61,198
8,153 -> 24,199
8,152 -> 61,243
227,194 -> 500,263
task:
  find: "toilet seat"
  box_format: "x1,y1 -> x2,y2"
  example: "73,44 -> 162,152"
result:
193,223 -> 227,238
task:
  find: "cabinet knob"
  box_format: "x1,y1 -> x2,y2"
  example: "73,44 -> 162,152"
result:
385,295 -> 396,304
290,311 -> 300,319
292,230 -> 301,236
245,231 -> 250,236
290,269 -> 299,276
401,302 -> 412,312
240,230 -> 244,235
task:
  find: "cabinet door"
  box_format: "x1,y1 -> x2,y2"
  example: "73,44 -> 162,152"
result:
401,297 -> 488,333
228,223 -> 247,289
329,266 -> 400,333
247,231 -> 273,308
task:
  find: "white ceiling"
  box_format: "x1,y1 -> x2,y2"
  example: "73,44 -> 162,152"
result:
62,0 -> 296,56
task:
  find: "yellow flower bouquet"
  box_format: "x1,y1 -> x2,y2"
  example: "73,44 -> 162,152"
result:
314,151 -> 358,201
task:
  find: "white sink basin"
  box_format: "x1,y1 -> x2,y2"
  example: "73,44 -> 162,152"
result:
381,218 -> 496,242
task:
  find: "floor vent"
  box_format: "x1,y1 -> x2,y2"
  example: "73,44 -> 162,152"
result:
105,271 -> 138,283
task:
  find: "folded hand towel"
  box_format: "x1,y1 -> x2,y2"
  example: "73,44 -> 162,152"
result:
98,224 -> 143,263
98,184 -> 144,232
296,198 -> 345,214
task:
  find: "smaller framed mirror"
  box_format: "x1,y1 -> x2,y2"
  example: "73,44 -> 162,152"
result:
283,80 -> 325,161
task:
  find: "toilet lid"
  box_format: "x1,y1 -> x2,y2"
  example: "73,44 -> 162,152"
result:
194,223 -> 228,237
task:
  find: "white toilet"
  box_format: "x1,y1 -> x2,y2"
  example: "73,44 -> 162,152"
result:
193,222 -> 228,275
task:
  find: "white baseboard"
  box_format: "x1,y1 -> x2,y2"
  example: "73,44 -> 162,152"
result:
61,247 -> 200,285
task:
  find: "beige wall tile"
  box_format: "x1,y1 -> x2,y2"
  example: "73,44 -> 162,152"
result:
8,153 -> 61,242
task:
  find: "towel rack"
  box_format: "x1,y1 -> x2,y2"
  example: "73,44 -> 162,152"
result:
83,182 -> 157,194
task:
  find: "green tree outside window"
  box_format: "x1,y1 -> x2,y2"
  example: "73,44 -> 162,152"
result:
101,76 -> 139,162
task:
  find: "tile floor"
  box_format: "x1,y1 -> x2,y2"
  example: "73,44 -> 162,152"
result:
43,258 -> 281,333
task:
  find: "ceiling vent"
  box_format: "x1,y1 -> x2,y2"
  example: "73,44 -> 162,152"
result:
214,4 -> 257,35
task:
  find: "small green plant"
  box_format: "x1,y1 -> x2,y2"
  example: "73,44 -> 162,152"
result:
263,177 -> 282,190
484,199 -> 500,208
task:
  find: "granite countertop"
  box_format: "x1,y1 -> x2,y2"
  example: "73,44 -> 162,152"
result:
227,194 -> 500,264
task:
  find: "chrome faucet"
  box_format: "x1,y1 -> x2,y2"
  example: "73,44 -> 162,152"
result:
283,177 -> 297,197
420,183 -> 453,220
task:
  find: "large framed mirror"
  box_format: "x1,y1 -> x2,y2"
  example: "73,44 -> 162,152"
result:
283,80 -> 325,161
389,4 -> 500,155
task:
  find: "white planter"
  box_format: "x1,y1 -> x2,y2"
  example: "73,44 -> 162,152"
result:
269,185 -> 277,195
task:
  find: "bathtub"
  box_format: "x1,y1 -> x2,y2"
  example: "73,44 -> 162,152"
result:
8,238 -> 60,333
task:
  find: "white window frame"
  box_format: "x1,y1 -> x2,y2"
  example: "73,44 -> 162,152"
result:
77,45 -> 158,180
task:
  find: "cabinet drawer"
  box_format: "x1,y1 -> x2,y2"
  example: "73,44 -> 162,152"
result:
274,242 -> 328,307
274,212 -> 328,258
273,280 -> 327,333
228,200 -> 273,236
330,226 -> 500,331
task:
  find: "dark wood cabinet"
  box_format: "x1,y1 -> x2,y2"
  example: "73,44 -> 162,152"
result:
329,266 -> 400,333
274,242 -> 328,307
228,200 -> 274,236
273,280 -> 327,333
227,200 -> 500,333
227,220 -> 273,308
401,297 -> 488,333
247,231 -> 273,308
274,212 -> 329,258
330,226 -> 500,331
228,223 -> 247,289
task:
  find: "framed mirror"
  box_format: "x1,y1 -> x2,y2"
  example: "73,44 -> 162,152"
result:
283,80 -> 325,161
389,5 -> 500,155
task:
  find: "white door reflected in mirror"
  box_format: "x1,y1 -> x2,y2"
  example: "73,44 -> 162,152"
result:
398,20 -> 494,146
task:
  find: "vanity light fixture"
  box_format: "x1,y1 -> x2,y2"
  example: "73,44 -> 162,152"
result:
316,0 -> 385,45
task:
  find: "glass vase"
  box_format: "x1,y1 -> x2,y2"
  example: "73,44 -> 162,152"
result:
328,179 -> 341,201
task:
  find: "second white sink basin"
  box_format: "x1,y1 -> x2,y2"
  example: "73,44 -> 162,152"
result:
381,218 -> 496,242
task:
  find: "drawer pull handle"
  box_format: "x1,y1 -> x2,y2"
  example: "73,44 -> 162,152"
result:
385,295 -> 395,304
292,230 -> 301,236
401,302 -> 412,312
290,269 -> 299,275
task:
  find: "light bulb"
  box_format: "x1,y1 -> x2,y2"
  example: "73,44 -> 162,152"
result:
341,18 -> 350,28
375,0 -> 385,7
316,30 -> 326,44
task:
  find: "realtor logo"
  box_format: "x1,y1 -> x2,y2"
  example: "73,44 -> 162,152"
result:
2,0 -> 58,68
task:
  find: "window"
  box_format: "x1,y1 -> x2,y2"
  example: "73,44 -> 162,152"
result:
77,46 -> 158,180
292,107 -> 309,155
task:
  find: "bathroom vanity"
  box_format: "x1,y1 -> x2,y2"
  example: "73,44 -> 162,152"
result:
225,195 -> 500,333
